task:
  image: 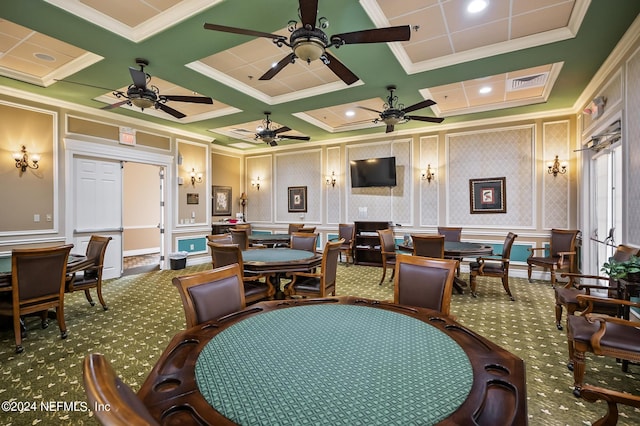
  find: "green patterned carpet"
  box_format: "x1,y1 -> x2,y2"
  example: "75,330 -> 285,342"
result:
0,263 -> 639,425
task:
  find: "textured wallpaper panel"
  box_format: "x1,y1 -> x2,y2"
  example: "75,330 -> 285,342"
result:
447,126 -> 534,227
419,136 -> 439,226
626,48 -> 640,244
326,146 -> 341,225
391,140 -> 412,225
543,121 -> 570,229
275,149 -> 322,223
246,155 -> 272,223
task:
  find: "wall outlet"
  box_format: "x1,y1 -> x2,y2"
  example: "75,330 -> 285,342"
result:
189,244 -> 195,250
46,214 -> 52,222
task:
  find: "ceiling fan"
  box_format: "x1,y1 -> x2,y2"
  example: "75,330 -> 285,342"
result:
358,85 -> 444,133
203,0 -> 411,85
57,58 -> 213,119
237,112 -> 311,146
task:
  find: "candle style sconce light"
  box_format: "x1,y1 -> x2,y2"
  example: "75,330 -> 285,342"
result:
190,168 -> 203,186
13,145 -> 40,173
326,171 -> 337,187
547,156 -> 567,177
251,176 -> 261,191
421,164 -> 435,183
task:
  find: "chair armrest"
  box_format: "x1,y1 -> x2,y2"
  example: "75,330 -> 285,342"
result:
476,257 -> 508,273
581,384 -> 640,425
560,273 -> 612,292
586,313 -> 640,354
577,294 -> 640,312
557,251 -> 576,267
527,247 -> 547,255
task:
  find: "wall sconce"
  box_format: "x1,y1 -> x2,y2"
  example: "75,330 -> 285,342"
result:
547,155 -> 567,177
190,168 -> 203,186
13,145 -> 40,173
421,164 -> 435,183
326,171 -> 337,187
251,176 -> 261,191
239,192 -> 247,220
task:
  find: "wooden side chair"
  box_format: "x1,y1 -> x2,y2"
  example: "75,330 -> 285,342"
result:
284,239 -> 343,298
566,294 -> 640,396
209,243 -> 275,304
288,223 -> 305,234
337,223 -> 356,265
66,235 -> 112,310
298,227 -> 316,233
469,232 -> 518,301
230,228 -> 250,250
377,229 -> 397,285
411,234 -> 444,258
527,228 -> 579,285
438,226 -> 463,275
0,244 -> 73,353
554,244 -> 639,330
83,353 -> 160,426
580,384 -> 640,426
206,234 -> 233,268
393,254 -> 457,316
290,232 -> 318,253
172,263 -> 246,328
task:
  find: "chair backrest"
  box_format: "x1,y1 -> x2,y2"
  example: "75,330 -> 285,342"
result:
234,223 -> 252,232
206,234 -> 233,244
377,229 -> 396,254
411,234 -> 445,258
298,227 -> 316,233
172,263 -> 246,328
338,224 -> 355,245
83,353 -> 160,426
549,229 -> 579,257
502,232 -> 518,259
612,244 -> 640,262
210,243 -> 245,271
85,235 -> 112,266
437,227 -> 462,242
230,228 -> 249,250
12,244 -> 74,302
290,232 -> 318,253
320,239 -> 344,295
393,254 -> 457,315
288,223 -> 305,234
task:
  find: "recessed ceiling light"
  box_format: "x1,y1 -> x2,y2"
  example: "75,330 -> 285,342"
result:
479,86 -> 492,94
271,62 -> 278,68
34,52 -> 55,62
467,0 -> 488,14
345,110 -> 355,117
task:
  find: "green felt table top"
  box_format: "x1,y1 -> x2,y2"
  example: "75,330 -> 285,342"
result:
241,248 -> 315,263
195,304 -> 473,425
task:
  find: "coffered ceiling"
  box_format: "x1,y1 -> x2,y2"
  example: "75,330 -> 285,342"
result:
0,1 -> 638,150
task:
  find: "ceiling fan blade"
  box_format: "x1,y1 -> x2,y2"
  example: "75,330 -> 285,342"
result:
281,135 -> 311,141
259,52 -> 296,80
299,0 -> 318,28
356,106 -> 382,114
203,23 -> 286,41
273,126 -> 292,135
101,100 -> 129,110
385,124 -> 395,133
157,103 -> 186,119
162,95 -> 213,104
129,67 -> 147,89
402,99 -> 436,114
331,25 -> 411,45
405,115 -> 445,123
54,79 -> 116,92
322,51 -> 359,85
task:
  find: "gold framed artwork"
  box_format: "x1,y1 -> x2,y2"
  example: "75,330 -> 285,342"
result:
287,186 -> 307,213
469,177 -> 506,214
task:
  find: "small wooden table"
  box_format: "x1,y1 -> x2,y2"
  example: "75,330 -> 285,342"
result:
138,296 -> 527,425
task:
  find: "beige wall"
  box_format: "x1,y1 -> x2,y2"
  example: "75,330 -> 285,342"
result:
123,162 -> 160,253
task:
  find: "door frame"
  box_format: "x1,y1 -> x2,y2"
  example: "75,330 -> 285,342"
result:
64,138 -> 174,273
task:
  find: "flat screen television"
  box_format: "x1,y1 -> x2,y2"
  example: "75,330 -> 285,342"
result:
350,156 -> 397,188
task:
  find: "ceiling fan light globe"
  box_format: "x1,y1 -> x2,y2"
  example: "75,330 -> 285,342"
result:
293,40 -> 325,62
131,97 -> 154,109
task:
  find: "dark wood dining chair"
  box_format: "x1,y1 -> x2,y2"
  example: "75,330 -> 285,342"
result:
411,234 -> 445,258
527,228 -> 579,285
172,263 -> 246,328
284,239 -> 343,298
377,229 -> 397,285
65,235 -> 112,310
298,227 -> 316,233
288,223 -> 305,234
554,244 -> 639,330
290,232 -> 318,253
337,223 -> 356,265
0,244 -> 73,353
209,243 -> 274,304
393,254 -> 457,316
230,228 -> 250,250
469,232 -> 518,301
438,227 -> 463,276
83,353 -> 160,426
206,234 -> 233,268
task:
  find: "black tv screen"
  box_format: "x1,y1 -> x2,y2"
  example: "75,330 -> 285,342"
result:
350,157 -> 397,188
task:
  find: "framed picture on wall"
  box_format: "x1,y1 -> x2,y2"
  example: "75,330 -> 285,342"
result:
469,177 -> 506,214
212,186 -> 232,216
288,186 -> 307,212
186,193 -> 199,205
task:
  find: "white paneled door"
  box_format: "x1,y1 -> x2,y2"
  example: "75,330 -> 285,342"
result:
73,156 -> 123,279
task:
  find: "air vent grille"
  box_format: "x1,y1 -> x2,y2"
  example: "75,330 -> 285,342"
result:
507,73 -> 548,91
